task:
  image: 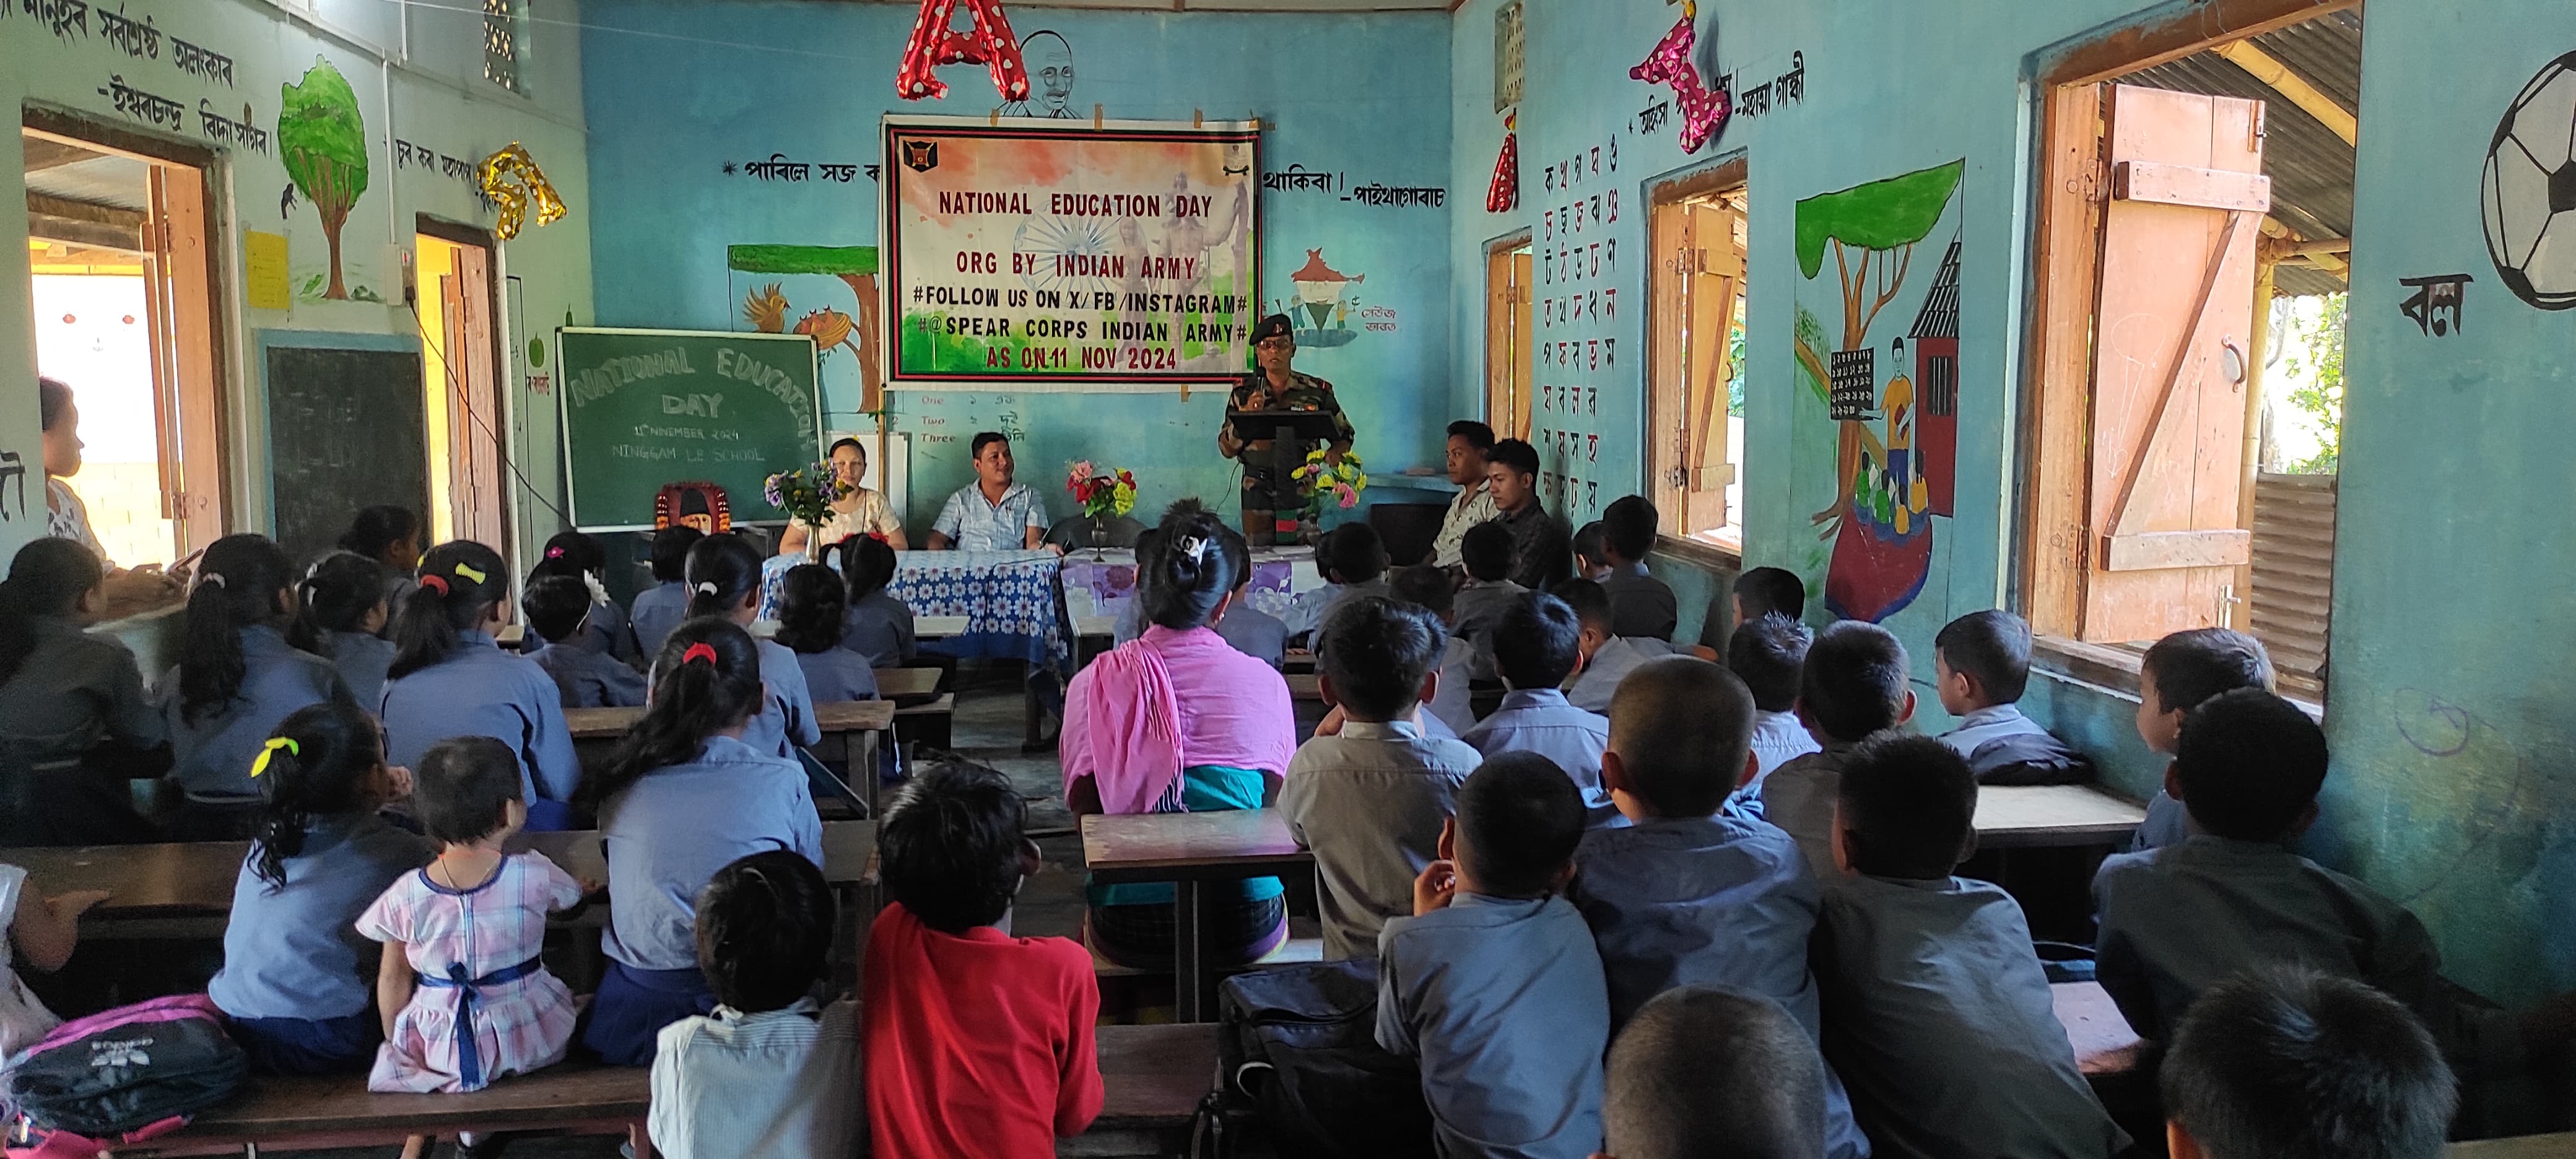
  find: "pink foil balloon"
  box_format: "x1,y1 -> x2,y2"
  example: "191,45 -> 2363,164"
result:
897,0 -> 1032,103
1629,12 -> 1731,154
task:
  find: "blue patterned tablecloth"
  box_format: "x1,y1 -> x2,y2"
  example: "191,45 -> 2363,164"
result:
762,550 -> 1066,667
1057,547 -> 1321,631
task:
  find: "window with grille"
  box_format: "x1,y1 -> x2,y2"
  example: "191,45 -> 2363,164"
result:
484,0 -> 523,93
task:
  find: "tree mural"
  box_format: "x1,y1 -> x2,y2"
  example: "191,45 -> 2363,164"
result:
278,58 -> 370,301
1792,160 -> 1962,623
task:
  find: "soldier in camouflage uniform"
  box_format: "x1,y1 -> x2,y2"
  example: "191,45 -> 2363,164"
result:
1217,314 -> 1355,545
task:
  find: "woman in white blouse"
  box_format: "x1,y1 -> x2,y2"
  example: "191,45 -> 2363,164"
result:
777,437 -> 908,555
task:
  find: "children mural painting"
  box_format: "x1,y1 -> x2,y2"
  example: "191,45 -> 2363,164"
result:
1792,160 -> 1964,623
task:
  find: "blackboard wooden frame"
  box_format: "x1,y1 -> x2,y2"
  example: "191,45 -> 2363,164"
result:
256,329 -> 432,563
554,327 -> 825,532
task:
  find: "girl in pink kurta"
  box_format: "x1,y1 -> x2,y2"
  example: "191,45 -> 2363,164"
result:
358,736 -> 585,1093
1061,511 -> 1296,968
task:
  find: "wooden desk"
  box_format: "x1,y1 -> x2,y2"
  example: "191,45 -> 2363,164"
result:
1082,810 -> 1313,1022
2452,1134 -> 2576,1158
1286,672 -> 1322,701
2,822 -> 876,937
875,666 -> 943,698
564,699 -> 895,741
1975,784 -> 2147,849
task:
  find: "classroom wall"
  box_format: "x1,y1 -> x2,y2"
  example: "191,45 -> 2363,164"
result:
577,0 -> 1453,531
1455,0 -> 2576,1005
1,0 -> 595,568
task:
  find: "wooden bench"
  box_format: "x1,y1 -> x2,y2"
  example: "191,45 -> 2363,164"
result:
1286,672 -> 1321,701
112,1023 -> 1218,1158
1,823 -> 877,940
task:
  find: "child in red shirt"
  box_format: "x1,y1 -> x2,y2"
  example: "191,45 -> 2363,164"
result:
863,761 -> 1102,1157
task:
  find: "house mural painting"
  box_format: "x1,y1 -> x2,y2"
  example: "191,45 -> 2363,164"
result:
1791,158 -> 1962,624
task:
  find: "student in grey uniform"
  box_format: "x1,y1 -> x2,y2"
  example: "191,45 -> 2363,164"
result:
776,564 -> 879,703
1377,752 -> 1606,1159
1558,580 -> 1660,714
2127,628 -> 2273,851
835,534 -> 918,669
289,551 -> 397,711
535,531 -> 638,666
1462,593 -> 1616,826
685,534 -> 819,760
2094,690 -> 2574,1096
522,576 -> 647,709
1814,733 -> 2128,1159
1448,523 -> 1526,646
1568,656 -> 1869,1159
0,539 -> 167,845
630,525 -> 703,661
2161,968 -> 2458,1159
1280,597 -> 1480,960
378,540 -> 581,831
576,619 -> 823,1067
1387,566 -> 1474,732
163,534 -> 359,840
1931,610 -> 2092,784
1282,523 -> 1391,646
1595,496 -> 1679,642
337,505 -> 424,622
1760,620 -> 1913,878
1727,614 -> 1819,795
1601,986 -> 1833,1159
1210,528 -> 1289,671
207,701 -> 432,1074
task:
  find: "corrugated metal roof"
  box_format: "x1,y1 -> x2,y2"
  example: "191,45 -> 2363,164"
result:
1910,238 -> 1961,339
2123,9 -> 2361,298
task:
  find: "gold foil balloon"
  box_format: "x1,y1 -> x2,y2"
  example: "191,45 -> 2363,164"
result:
477,142 -> 567,241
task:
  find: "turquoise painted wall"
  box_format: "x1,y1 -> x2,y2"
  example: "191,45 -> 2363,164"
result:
1456,0 -> 2576,1005
580,1 -> 1453,531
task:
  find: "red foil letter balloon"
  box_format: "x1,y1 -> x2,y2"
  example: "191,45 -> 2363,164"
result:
897,0 -> 1030,103
1630,0 -> 1731,154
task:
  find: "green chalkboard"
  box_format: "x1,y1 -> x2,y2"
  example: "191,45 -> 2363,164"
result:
555,328 -> 824,530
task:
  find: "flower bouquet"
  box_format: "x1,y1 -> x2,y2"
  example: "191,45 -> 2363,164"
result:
764,461 -> 853,559
1290,447 -> 1368,529
1066,461 -> 1139,519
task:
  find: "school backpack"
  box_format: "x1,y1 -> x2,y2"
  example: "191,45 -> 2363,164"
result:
1208,958 -> 1435,1159
2,994 -> 245,1159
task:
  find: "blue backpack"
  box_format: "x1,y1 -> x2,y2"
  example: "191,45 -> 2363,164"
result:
5,994 -> 245,1159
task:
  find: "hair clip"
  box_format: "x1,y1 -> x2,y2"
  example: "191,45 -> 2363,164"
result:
1175,534 -> 1211,563
452,563 -> 488,584
420,573 -> 451,595
251,736 -> 300,778
694,581 -> 718,595
545,545 -> 567,558
199,572 -> 227,589
681,642 -> 719,667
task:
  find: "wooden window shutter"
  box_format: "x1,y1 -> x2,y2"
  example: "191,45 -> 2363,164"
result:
2077,84 -> 2269,642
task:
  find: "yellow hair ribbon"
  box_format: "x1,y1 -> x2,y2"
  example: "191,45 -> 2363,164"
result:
251,736 -> 300,778
453,563 -> 489,584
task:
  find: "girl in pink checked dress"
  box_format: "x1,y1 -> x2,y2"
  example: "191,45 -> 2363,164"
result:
358,736 -> 588,1093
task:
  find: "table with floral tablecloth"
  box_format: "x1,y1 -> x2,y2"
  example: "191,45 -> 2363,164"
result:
761,550 -> 1068,667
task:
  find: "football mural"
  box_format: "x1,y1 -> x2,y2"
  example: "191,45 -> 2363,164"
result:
2482,50 -> 2576,310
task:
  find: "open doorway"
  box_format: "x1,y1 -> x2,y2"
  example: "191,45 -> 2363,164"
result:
1647,158 -> 1749,549
413,220 -> 508,553
2024,2 -> 2359,701
24,119 -> 225,568
1484,234 -> 1533,441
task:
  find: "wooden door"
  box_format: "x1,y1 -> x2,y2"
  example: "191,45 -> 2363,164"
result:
1485,245 -> 1533,440
1649,198 -> 1689,532
440,243 -> 508,551
142,163 -> 225,558
2079,84 -> 2268,641
1684,199 -> 1742,535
